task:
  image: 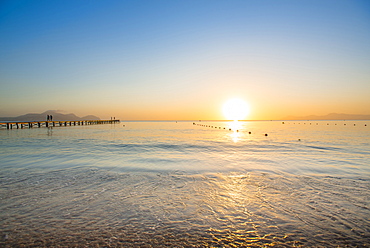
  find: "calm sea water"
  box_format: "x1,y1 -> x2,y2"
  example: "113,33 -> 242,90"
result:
0,120 -> 369,247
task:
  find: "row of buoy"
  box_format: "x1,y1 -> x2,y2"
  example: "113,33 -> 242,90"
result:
282,122 -> 367,126
193,123 -> 268,136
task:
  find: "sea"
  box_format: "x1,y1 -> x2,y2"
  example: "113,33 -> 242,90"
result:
0,120 -> 369,247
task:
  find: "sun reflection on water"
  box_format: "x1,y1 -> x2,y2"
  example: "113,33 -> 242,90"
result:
228,121 -> 243,143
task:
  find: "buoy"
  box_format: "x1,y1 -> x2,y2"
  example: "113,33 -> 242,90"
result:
282,122 -> 285,124
298,139 -> 301,141
265,134 -> 268,136
237,130 -> 239,132
229,128 -> 231,131
248,132 -> 251,134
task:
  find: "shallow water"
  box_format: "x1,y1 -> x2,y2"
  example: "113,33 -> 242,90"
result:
0,121 -> 369,247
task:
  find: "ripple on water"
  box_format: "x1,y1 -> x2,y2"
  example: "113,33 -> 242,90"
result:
0,167 -> 369,247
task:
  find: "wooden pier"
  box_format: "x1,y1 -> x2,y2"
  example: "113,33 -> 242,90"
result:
0,119 -> 120,129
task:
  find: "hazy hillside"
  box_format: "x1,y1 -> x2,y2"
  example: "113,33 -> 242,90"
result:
0,110 -> 100,121
283,113 -> 370,120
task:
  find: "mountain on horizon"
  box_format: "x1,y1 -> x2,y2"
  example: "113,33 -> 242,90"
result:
0,110 -> 100,121
283,113 -> 370,120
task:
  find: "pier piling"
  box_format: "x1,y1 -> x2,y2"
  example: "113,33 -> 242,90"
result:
0,119 -> 120,130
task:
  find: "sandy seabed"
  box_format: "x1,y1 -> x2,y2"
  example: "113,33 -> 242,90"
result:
1,167 -> 369,247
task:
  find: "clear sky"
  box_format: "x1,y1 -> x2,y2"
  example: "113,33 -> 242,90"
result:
1,0 -> 369,120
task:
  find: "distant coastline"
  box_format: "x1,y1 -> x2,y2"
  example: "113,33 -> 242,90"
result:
282,113 -> 370,121
0,110 -> 100,122
1,112 -> 369,122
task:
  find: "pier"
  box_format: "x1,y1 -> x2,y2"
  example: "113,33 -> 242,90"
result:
0,119 -> 120,129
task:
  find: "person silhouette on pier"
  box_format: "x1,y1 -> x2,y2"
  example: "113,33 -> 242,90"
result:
50,115 -> 53,121
47,115 -> 49,121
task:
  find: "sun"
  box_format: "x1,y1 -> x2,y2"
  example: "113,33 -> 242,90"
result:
222,98 -> 250,121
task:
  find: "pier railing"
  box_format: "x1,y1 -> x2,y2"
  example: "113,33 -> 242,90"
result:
0,119 -> 120,129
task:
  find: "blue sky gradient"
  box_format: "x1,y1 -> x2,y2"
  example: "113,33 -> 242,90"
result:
1,0 -> 369,120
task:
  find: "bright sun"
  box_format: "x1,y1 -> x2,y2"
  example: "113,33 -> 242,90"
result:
222,98 -> 250,121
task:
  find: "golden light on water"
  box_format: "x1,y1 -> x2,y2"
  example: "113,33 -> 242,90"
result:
223,98 -> 250,121
229,120 -> 242,143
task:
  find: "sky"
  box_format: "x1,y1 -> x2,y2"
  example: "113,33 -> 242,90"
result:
1,0 -> 370,120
